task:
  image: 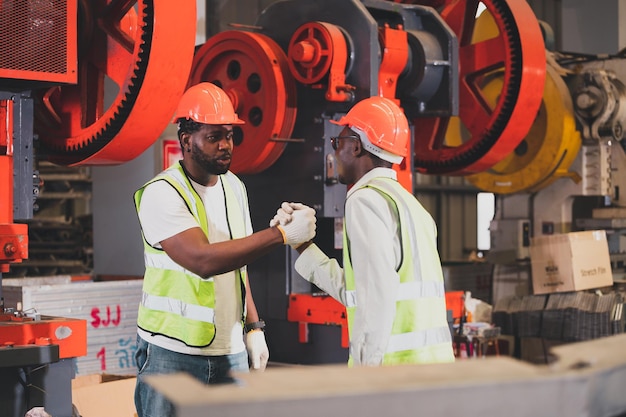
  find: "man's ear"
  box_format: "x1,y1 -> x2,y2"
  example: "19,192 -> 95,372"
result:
352,138 -> 366,157
180,133 -> 191,152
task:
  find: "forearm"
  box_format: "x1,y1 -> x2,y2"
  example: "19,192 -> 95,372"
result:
245,276 -> 260,323
162,226 -> 285,278
203,228 -> 284,276
294,244 -> 347,304
295,240 -> 313,253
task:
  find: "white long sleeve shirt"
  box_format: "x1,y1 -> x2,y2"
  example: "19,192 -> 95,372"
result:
294,167 -> 403,366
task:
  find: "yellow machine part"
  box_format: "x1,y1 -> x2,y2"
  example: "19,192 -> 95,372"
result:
465,64 -> 581,194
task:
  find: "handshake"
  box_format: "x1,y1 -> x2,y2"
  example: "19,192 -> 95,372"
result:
270,202 -> 316,248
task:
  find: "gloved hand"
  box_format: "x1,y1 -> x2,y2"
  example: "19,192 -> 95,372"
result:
274,202 -> 316,246
269,201 -> 296,227
245,330 -> 269,371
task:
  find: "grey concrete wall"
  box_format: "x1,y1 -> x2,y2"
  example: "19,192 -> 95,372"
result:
561,0 -> 621,53
91,147 -> 158,277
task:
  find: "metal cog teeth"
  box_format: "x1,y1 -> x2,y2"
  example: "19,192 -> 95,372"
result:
416,0 -> 531,173
37,1 -> 153,163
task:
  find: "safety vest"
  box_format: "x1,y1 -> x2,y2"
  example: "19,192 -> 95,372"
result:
344,177 -> 454,366
133,161 -> 247,347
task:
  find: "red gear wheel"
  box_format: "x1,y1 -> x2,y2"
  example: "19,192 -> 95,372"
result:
188,31 -> 297,174
34,0 -> 196,166
413,0 -> 546,175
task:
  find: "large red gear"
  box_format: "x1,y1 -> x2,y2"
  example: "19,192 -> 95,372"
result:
188,31 -> 298,175
412,0 -> 546,175
33,0 -> 196,166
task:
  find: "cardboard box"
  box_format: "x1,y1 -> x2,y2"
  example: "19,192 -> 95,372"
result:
72,374 -> 137,417
529,230 -> 613,295
519,337 -> 566,364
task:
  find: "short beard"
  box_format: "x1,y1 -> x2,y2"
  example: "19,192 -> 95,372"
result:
191,142 -> 230,175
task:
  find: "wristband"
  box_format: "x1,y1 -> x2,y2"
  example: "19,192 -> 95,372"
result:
275,225 -> 287,244
244,320 -> 266,333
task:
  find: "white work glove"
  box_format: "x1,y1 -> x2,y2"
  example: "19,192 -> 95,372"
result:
245,330 -> 269,371
269,201 -> 296,227
272,202 -> 316,246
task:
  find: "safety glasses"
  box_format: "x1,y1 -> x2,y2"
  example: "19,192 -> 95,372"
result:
330,135 -> 359,150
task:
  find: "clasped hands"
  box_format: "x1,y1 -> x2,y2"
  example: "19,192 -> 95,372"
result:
271,202 -> 316,248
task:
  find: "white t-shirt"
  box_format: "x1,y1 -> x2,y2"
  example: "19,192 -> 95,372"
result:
137,175 -> 251,356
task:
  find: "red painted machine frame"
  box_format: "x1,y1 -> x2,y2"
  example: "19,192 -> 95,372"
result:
288,291 -> 466,350
0,99 -> 28,273
287,294 -> 349,348
0,314 -> 87,359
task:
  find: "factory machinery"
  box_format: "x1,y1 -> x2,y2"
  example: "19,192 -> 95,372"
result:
0,1 -> 196,415
186,0 -> 626,364
1,0 -> 626,415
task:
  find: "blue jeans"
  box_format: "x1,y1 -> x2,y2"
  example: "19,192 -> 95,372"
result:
134,336 -> 249,417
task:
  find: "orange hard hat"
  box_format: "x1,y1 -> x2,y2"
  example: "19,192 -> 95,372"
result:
331,96 -> 408,164
173,82 -> 245,125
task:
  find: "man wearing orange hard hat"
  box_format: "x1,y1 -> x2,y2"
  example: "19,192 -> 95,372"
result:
273,96 -> 454,367
133,83 -> 316,417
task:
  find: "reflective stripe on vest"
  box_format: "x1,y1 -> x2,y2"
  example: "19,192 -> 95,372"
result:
345,280 -> 445,307
134,161 -> 248,347
343,177 -> 454,365
141,292 -> 215,323
387,326 -> 453,353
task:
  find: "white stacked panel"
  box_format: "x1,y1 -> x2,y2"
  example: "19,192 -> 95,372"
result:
3,277 -> 142,376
